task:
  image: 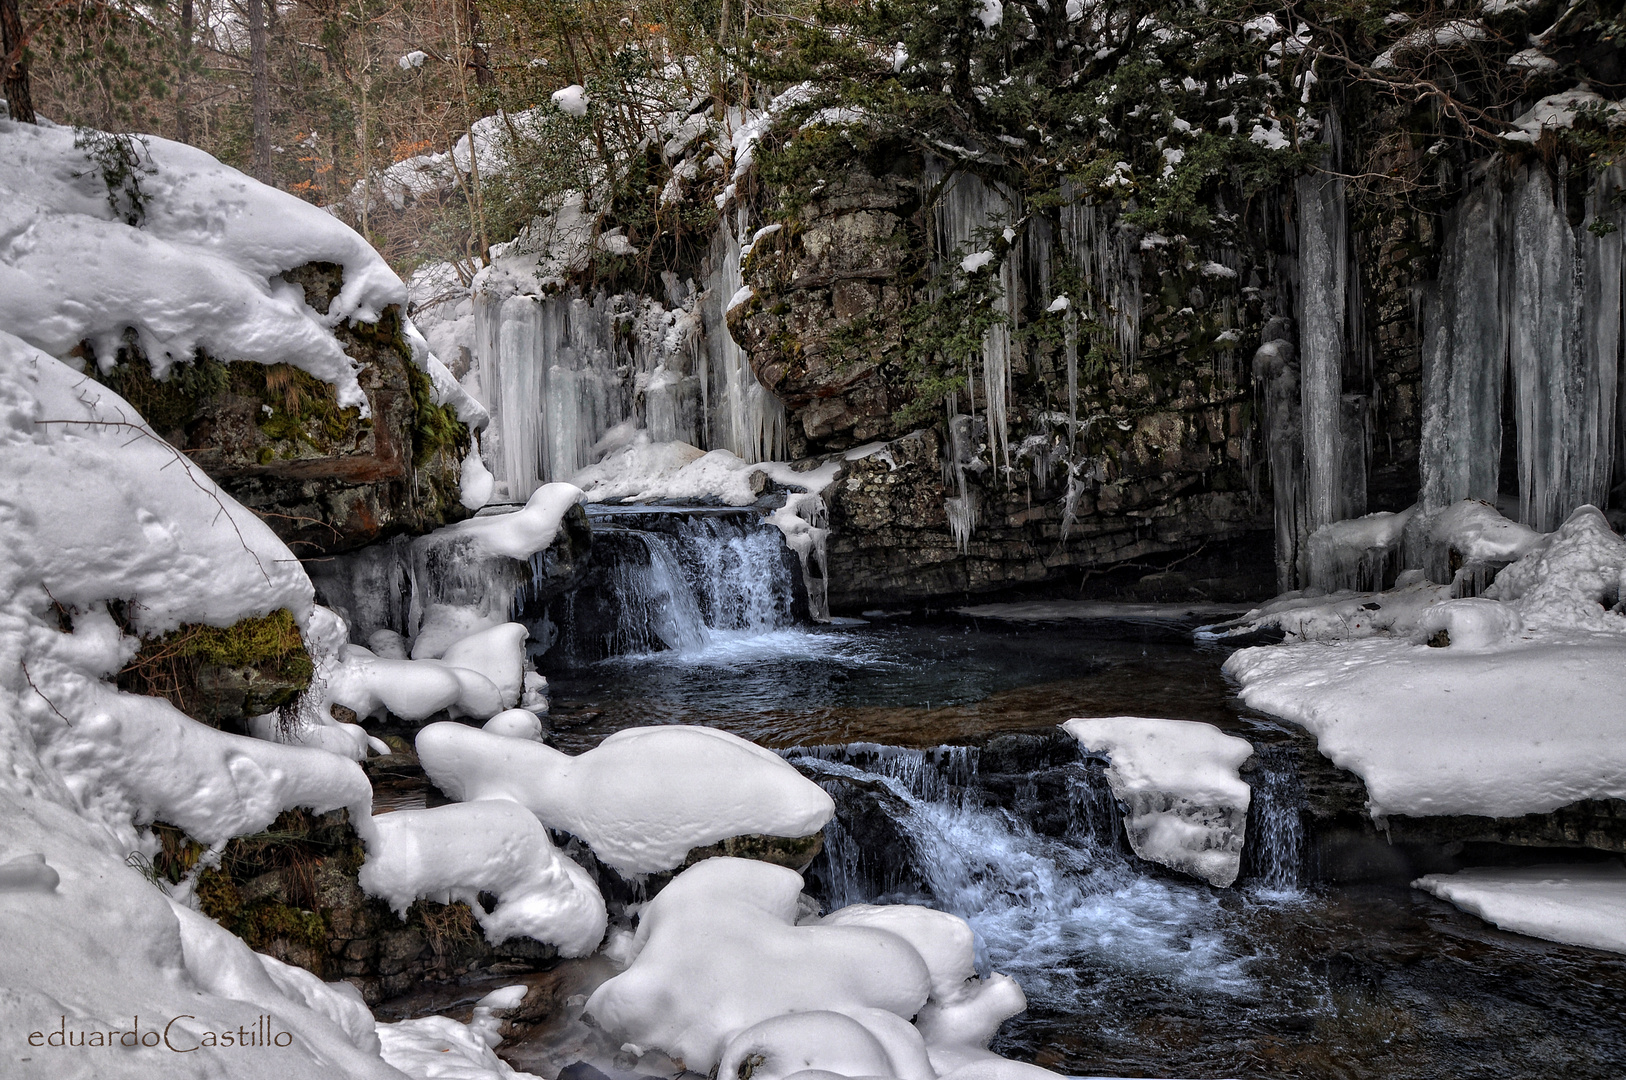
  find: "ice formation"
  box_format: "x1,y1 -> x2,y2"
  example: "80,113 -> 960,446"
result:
1061,718 -> 1254,887
359,799 -> 607,954
584,857 -> 1044,1078
1412,865 -> 1626,954
1224,507 -> 1626,820
414,722 -> 835,875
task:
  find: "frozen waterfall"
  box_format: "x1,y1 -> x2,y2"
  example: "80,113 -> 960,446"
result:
1418,163 -> 1624,532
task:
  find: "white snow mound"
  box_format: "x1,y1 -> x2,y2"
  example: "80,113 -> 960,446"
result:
414,722 -> 835,874
1414,864 -> 1626,954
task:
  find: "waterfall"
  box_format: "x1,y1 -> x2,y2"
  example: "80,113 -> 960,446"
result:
786,742 -> 1256,1005
531,508 -> 802,664
1417,163 -> 1624,532
1241,747 -> 1305,893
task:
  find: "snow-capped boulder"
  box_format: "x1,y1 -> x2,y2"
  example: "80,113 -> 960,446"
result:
1062,717 -> 1254,887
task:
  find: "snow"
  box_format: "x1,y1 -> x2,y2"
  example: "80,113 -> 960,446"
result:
1227,633 -> 1626,819
0,334 -> 428,1079
1503,86 -> 1626,143
1249,120 -> 1290,150
975,0 -> 1004,29
1223,504 -> 1626,820
482,708 -> 545,740
359,798 -> 607,954
1372,19 -> 1488,70
439,622 -> 528,709
585,858 -> 1049,1079
379,1012 -> 543,1079
398,50 -> 429,69
326,644 -> 505,723
552,85 -> 590,117
583,857 -> 930,1071
571,434 -> 838,509
960,250 -> 996,274
0,121 -> 409,412
1413,864 -> 1626,953
414,722 -> 835,875
1062,718 -> 1254,887
429,482 -> 585,561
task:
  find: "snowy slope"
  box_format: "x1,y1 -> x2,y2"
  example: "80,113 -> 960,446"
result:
0,332 -> 408,1078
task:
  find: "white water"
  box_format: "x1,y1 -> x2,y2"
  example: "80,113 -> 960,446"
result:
586,512 -> 800,658
790,745 -> 1260,1004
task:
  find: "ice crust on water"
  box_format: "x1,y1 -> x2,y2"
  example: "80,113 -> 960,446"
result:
415,721 -> 835,875
359,799 -> 607,955
1412,864 -> 1626,954
1062,718 -> 1254,887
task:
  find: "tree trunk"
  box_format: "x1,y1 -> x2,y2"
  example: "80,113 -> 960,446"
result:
0,0 -> 36,124
247,0 -> 272,181
464,0 -> 493,94
176,0 -> 194,142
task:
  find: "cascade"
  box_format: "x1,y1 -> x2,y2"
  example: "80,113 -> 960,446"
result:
525,507 -> 803,665
785,742 -> 1255,1004
1240,747 -> 1306,893
1419,163 -> 1624,532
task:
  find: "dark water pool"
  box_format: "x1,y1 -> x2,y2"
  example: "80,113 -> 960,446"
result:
463,614 -> 1626,1079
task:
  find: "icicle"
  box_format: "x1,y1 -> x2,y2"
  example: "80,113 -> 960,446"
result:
1419,180 -> 1507,511
1294,171 -> 1365,533
700,210 -> 787,464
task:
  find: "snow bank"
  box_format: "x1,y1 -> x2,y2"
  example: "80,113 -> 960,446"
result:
359,799 -> 606,954
431,482 -> 584,560
571,433 -> 839,507
1061,718 -> 1254,887
1413,864 -> 1626,953
0,121 -> 407,410
414,722 -> 834,875
0,335 -> 411,1078
326,643 -> 508,723
1228,635 -> 1626,819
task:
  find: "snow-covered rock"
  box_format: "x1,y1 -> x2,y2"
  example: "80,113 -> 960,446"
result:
1061,718 -> 1254,887
0,334 -> 404,1078
359,799 -> 606,954
0,121 -> 405,411
414,722 -> 835,875
1413,864 -> 1626,953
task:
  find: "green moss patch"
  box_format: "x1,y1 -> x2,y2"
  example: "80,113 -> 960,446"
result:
117,608 -> 313,724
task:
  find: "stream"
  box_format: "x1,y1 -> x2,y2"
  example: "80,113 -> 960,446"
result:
380,509 -> 1626,1079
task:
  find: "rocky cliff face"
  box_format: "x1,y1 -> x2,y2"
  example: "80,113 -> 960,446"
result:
730,160 -> 1280,607
90,262 -> 471,557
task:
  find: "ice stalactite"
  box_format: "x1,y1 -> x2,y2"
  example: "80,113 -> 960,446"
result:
1057,188 -> 1142,372
1509,165 -> 1622,531
1294,170 -> 1367,535
1419,163 -> 1624,532
925,158 -> 1021,481
1419,181 -> 1507,511
472,290 -> 700,502
1253,321 -> 1308,592
702,209 -> 788,465
469,214 -> 784,502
